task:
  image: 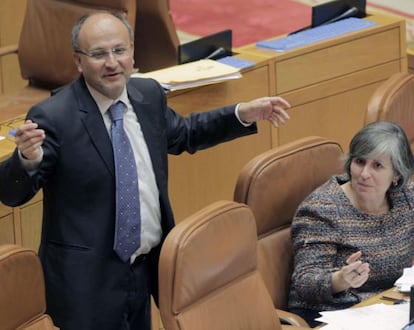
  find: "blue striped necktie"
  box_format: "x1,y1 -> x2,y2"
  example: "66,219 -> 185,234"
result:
109,101 -> 141,262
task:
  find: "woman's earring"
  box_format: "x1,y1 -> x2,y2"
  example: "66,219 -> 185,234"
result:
393,178 -> 399,187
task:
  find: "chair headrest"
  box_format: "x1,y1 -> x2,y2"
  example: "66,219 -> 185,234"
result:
365,72 -> 414,146
160,201 -> 258,311
0,244 -> 47,329
234,136 -> 343,237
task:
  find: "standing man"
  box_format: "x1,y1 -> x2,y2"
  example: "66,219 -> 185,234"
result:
0,12 -> 290,330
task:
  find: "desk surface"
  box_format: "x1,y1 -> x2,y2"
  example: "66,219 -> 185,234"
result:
355,287 -> 409,307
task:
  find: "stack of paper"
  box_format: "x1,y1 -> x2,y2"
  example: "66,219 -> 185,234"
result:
395,266 -> 414,293
317,303 -> 409,330
131,59 -> 242,91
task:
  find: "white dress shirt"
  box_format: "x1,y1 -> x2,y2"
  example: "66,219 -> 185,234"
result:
87,85 -> 162,263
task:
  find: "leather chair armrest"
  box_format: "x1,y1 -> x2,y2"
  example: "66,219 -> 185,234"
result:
0,44 -> 18,57
277,309 -> 310,327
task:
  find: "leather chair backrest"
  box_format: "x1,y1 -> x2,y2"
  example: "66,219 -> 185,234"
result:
0,244 -> 56,330
365,72 -> 414,151
159,200 -> 282,330
234,136 -> 344,310
134,0 -> 180,72
18,0 -> 136,89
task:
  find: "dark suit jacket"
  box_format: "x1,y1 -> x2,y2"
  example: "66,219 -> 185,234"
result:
0,76 -> 257,329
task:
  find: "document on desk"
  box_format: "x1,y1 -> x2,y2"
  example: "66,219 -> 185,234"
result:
317,303 -> 409,330
132,59 -> 242,91
395,266 -> 414,292
256,18 -> 377,52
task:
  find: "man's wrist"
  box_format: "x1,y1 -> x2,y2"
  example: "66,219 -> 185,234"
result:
18,147 -> 43,171
234,103 -> 252,127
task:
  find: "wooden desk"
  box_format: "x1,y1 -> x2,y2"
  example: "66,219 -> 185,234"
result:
237,12 -> 407,152
167,53 -> 274,221
355,287 -> 409,307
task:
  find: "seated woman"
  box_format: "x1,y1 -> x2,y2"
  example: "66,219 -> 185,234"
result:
288,121 -> 414,327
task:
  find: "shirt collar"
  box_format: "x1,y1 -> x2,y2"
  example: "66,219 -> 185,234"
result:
85,82 -> 129,116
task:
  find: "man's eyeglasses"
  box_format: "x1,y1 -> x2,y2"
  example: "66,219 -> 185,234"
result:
75,46 -> 131,61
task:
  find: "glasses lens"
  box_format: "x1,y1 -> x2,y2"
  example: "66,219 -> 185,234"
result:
78,45 -> 130,61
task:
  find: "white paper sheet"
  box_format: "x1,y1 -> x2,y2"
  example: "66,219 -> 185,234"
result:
317,303 -> 409,330
395,266 -> 414,293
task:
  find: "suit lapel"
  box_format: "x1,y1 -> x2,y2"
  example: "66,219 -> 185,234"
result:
127,83 -> 164,186
73,79 -> 115,177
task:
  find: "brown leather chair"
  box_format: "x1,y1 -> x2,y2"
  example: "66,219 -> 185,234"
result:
0,244 -> 56,330
364,72 -> 414,150
0,0 -> 136,121
234,137 -> 344,312
134,0 -> 180,72
159,200 -> 311,330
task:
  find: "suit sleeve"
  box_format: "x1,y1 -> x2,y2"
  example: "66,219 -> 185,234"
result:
166,104 -> 258,155
0,102 -> 59,207
128,77 -> 258,156
0,149 -> 39,206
